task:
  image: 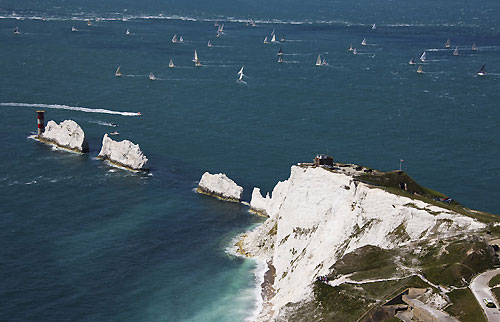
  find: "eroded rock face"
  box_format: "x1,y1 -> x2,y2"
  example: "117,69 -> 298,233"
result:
39,120 -> 89,153
241,165 -> 486,321
197,172 -> 243,202
98,134 -> 148,171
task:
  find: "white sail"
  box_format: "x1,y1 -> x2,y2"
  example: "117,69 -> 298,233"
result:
14,27 -> 20,34
172,34 -> 178,43
87,19 -> 92,26
277,47 -> 283,56
115,66 -> 122,77
194,50 -> 202,67
419,51 -> 426,62
372,23 -> 376,30
264,36 -> 269,44
237,66 -> 244,76
417,66 -> 423,74
322,59 -> 328,66
126,29 -> 130,35
353,48 -> 357,55
408,58 -> 416,65
271,34 -> 276,42
169,59 -> 175,68
271,29 -> 275,36
278,56 -> 283,63
361,38 -> 367,46
316,54 -> 322,66
71,26 -> 78,32
445,39 -> 451,48
477,64 -> 486,76
453,47 -> 459,56
179,36 -> 184,43
238,73 -> 244,81
348,43 -> 353,51
472,43 -> 477,51
149,72 -> 156,80
207,40 -> 213,47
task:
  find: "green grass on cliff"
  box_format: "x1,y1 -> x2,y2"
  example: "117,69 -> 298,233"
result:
446,288 -> 487,322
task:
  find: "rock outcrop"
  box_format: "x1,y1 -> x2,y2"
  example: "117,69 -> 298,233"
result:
239,165 -> 486,321
38,120 -> 89,153
98,134 -> 148,171
197,172 -> 243,202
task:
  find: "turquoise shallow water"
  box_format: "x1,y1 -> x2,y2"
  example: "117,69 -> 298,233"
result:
1,1 -> 500,321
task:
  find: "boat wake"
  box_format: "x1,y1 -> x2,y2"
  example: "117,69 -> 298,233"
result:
1,102 -> 141,116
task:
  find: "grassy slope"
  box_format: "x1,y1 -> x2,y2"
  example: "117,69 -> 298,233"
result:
488,274 -> 500,288
445,288 -> 487,322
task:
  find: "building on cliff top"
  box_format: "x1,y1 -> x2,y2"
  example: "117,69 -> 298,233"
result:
314,154 -> 334,167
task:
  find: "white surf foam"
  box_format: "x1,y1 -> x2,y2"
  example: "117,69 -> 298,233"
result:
1,102 -> 141,116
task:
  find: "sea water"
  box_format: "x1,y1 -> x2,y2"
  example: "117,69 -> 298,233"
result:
1,0 -> 499,321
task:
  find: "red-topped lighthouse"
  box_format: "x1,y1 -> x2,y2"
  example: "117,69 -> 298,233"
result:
36,110 -> 45,135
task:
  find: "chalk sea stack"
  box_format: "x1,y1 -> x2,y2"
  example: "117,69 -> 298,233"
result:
197,172 -> 243,202
98,134 -> 148,171
37,120 -> 89,153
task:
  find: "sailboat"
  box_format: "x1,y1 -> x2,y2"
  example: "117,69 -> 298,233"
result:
322,59 -> 328,66
207,40 -> 213,47
280,35 -> 285,42
372,23 -> 376,30
179,36 -> 184,43
278,56 -> 283,63
169,59 -> 175,68
361,38 -> 367,46
250,20 -> 257,27
193,50 -> 202,67
348,43 -> 354,51
271,29 -> 275,36
126,29 -> 130,35
87,19 -> 92,26
149,72 -> 157,80
14,27 -> 20,34
271,33 -> 277,43
445,39 -> 451,48
416,66 -> 423,74
453,47 -> 459,56
408,58 -> 416,65
71,26 -> 78,32
477,64 -> 486,76
419,51 -> 426,62
353,48 -> 357,55
472,43 -> 477,51
218,24 -> 224,34
277,47 -> 283,56
263,36 -> 269,44
315,54 -> 322,66
115,66 -> 123,77
237,66 -> 244,76
237,73 -> 244,82
214,21 -> 219,27
172,34 -> 178,43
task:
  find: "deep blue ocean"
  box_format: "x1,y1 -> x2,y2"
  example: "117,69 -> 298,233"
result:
1,1 -> 499,321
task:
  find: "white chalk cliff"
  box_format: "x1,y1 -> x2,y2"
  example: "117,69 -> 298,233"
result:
240,165 -> 485,321
39,120 -> 89,152
98,134 -> 148,171
197,172 -> 243,201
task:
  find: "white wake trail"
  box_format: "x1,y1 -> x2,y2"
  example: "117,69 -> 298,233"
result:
0,102 -> 141,116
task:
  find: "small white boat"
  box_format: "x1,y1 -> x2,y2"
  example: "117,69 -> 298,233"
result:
71,26 -> 78,32
278,56 -> 283,63
149,72 -> 157,80
87,19 -> 92,26
453,47 -> 459,56
271,33 -> 277,43
207,40 -> 213,47
315,54 -> 322,66
263,36 -> 269,44
250,20 -> 257,27
237,73 -> 244,82
445,39 -> 451,48
193,50 -> 202,67
172,34 -> 179,43
353,48 -> 357,55
416,66 -> 424,74
126,29 -> 130,35
348,43 -> 354,51
109,131 -> 120,136
115,66 -> 123,77
179,36 -> 184,43
280,35 -> 285,42
237,66 -> 244,76
372,23 -> 376,30
477,64 -> 486,76
472,43 -> 477,51
322,59 -> 328,66
419,51 -> 426,62
408,58 -> 416,65
277,47 -> 283,56
361,38 -> 367,46
218,24 -> 224,34
14,27 -> 20,34
214,21 -> 219,27
169,59 -> 175,68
